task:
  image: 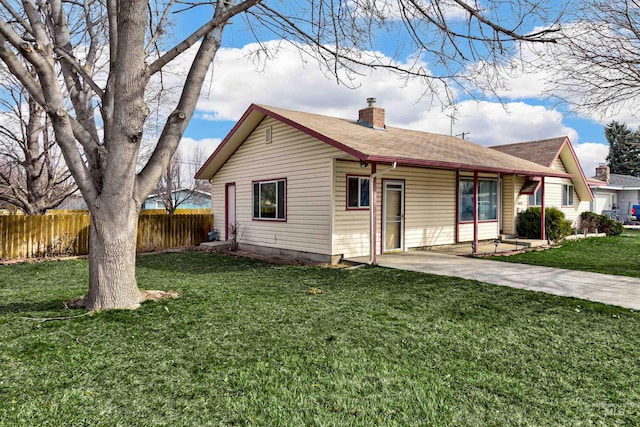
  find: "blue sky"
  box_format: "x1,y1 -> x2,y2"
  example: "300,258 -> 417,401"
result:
171,2 -> 623,177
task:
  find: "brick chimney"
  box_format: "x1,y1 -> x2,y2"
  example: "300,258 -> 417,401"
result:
595,164 -> 610,183
358,97 -> 385,130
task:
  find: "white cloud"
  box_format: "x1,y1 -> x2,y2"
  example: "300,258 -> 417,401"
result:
194,40 -> 448,125
179,137 -> 222,163
396,100 -> 578,147
573,142 -> 609,178
345,0 -> 468,21
163,40 -> 604,173
453,101 -> 578,146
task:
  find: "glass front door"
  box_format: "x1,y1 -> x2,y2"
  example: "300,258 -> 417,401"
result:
383,181 -> 404,252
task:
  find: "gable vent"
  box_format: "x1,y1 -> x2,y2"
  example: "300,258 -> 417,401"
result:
265,126 -> 272,144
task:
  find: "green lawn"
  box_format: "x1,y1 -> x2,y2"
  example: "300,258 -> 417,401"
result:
488,229 -> 640,278
1,251 -> 639,426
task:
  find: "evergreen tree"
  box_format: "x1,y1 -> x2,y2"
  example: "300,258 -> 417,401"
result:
605,121 -> 640,177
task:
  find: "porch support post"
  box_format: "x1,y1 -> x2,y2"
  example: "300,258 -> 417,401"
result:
540,177 -> 546,241
455,170 -> 460,243
473,171 -> 479,253
371,162 -> 377,264
368,162 -> 397,265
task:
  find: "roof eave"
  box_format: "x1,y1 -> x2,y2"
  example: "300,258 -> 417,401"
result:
195,104 -> 369,180
366,156 -> 570,178
195,104 -> 266,180
552,138 -> 594,201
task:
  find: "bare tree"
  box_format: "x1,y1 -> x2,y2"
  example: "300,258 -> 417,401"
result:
0,76 -> 76,214
539,0 -> 640,117
0,0 -> 562,310
152,148 -> 210,214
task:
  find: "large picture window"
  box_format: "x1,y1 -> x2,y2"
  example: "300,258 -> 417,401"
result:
563,184 -> 574,206
459,178 -> 498,222
347,176 -> 370,209
253,179 -> 286,220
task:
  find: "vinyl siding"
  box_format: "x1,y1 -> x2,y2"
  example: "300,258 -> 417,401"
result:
501,175 -> 517,235
402,168 -> 456,249
514,158 -> 588,228
211,118 -> 343,256
332,164 -> 457,258
458,222 -> 499,242
333,161 -> 372,258
547,158 -> 587,227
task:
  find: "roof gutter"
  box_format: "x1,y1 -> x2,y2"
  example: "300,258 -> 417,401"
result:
366,156 -> 570,179
369,161 -> 397,265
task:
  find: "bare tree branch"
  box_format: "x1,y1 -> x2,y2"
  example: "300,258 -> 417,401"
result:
148,0 -> 260,74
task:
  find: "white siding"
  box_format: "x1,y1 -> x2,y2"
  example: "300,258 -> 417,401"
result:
211,118 -> 343,256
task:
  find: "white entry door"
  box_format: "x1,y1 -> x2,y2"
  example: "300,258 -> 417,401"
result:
225,183 -> 236,240
383,180 -> 404,252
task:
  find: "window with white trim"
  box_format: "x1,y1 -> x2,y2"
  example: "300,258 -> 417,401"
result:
459,178 -> 498,221
253,179 -> 286,220
562,184 -> 574,206
528,188 -> 542,206
347,176 -> 370,208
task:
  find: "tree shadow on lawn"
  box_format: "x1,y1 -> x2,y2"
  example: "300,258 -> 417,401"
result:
0,299 -> 76,316
137,250 -> 287,275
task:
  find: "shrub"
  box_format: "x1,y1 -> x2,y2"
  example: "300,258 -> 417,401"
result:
517,207 -> 572,243
517,207 -> 543,239
580,211 -> 623,236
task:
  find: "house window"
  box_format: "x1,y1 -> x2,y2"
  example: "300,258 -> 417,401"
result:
253,179 -> 286,220
563,184 -> 574,206
459,178 -> 498,222
528,188 -> 542,206
347,176 -> 370,209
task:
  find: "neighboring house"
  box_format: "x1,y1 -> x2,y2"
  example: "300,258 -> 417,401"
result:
53,194 -> 88,210
53,189 -> 213,212
142,189 -> 212,210
589,164 -> 640,220
490,137 -> 593,230
196,101 -> 584,264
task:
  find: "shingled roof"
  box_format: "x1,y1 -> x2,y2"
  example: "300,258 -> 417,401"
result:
490,137 -> 567,166
490,135 -> 593,201
196,104 -> 569,180
607,173 -> 640,188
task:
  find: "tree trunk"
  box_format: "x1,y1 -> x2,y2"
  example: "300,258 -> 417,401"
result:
81,200 -> 144,310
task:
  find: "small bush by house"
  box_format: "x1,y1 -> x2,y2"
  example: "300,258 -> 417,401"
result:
580,212 -> 624,236
517,207 -> 572,243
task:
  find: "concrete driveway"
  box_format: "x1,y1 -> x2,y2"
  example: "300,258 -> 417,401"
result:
369,251 -> 640,310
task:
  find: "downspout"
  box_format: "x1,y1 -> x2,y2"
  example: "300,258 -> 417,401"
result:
369,161 -> 397,265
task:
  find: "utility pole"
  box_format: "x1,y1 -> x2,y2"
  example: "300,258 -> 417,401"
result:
456,131 -> 471,140
446,114 -> 456,136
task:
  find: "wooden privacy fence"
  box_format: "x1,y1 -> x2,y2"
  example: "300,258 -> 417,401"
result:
0,212 -> 213,260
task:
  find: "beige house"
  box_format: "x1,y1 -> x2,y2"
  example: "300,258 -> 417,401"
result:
491,137 -> 593,232
196,102 -> 586,263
